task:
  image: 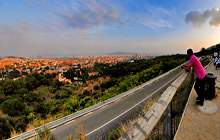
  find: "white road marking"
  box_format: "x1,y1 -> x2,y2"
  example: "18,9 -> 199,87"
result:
86,70 -> 183,136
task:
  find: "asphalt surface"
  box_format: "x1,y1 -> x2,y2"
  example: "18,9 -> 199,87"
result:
52,67 -> 184,140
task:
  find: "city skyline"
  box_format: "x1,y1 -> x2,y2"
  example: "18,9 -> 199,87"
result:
0,0 -> 220,56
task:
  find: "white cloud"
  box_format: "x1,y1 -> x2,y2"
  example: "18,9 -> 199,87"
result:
185,8 -> 220,28
141,19 -> 172,29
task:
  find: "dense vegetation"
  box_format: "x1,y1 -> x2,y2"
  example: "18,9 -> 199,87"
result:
0,54 -> 187,139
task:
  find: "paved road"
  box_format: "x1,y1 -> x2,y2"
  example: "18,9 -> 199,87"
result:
52,67 -> 184,140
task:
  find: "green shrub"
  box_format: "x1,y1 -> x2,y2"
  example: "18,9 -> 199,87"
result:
34,102 -> 48,118
1,98 -> 25,117
108,128 -> 121,140
16,88 -> 28,95
23,91 -> 38,103
0,116 -> 13,139
64,95 -> 79,112
37,126 -> 55,140
14,116 -> 29,132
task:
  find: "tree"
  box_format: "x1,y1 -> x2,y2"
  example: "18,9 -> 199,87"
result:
1,98 -> 25,117
100,78 -> 118,90
9,68 -> 20,79
63,68 -> 77,82
0,117 -> 13,139
34,102 -> 48,118
64,95 -> 78,112
198,47 -> 206,56
52,80 -> 64,89
14,116 -> 29,132
81,68 -> 89,81
1,80 -> 16,96
16,78 -> 27,89
94,85 -> 99,90
41,78 -> 49,85
0,92 -> 5,104
79,90 -> 90,99
22,71 -> 28,76
45,66 -> 49,70
201,47 -> 206,52
78,96 -> 90,109
23,91 -> 38,103
77,64 -> 81,69
16,88 -> 28,95
26,77 -> 40,90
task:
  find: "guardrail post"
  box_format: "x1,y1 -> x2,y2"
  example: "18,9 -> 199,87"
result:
163,102 -> 172,139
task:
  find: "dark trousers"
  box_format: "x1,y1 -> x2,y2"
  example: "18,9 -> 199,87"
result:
194,77 -> 206,102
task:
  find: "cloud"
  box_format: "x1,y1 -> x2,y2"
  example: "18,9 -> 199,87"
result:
0,25 -> 22,37
37,22 -> 57,32
51,0 -> 125,30
23,0 -> 172,32
185,8 -> 220,27
83,35 -> 90,39
133,2 -> 173,29
22,21 -> 30,30
38,17 -> 65,31
141,19 -> 172,29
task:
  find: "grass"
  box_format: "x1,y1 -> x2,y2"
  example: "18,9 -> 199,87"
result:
34,126 -> 55,140
75,124 -> 86,140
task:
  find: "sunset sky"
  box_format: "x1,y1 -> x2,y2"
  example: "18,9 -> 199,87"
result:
0,0 -> 220,56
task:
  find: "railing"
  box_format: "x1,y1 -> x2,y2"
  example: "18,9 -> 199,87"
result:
8,62 -> 183,140
146,70 -> 194,140
118,58 -> 212,140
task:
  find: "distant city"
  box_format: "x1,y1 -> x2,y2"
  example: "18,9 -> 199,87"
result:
0,53 -> 154,81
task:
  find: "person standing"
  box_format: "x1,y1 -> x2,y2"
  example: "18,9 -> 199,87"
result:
181,49 -> 206,106
214,56 -> 218,66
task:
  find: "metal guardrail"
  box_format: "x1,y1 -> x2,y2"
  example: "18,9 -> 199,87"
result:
8,63 -> 186,140
118,70 -> 189,140
118,58 -> 212,140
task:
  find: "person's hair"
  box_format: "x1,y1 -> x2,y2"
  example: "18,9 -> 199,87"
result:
187,49 -> 193,55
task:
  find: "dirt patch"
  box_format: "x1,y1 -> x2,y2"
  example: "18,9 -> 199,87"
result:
78,77 -> 110,94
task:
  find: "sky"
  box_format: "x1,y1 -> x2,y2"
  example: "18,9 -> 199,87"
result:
0,0 -> 220,57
